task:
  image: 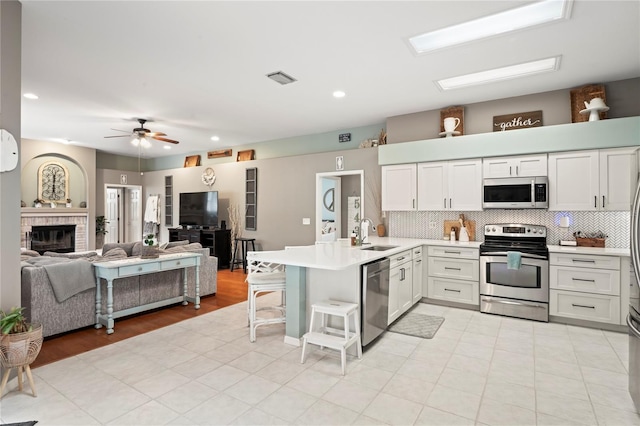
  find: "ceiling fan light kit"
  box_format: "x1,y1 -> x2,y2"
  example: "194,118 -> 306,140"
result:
105,118 -> 180,148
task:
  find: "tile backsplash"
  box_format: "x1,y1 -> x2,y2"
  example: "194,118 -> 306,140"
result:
388,210 -> 630,248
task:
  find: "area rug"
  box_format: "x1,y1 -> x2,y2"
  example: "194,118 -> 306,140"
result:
387,309 -> 444,339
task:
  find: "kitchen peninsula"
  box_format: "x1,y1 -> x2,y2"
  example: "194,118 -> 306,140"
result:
249,237 -> 481,346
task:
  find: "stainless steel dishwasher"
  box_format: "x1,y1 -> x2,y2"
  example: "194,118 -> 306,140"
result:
361,257 -> 390,347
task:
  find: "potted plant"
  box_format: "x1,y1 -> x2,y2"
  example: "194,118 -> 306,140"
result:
142,233 -> 159,259
96,216 -> 108,249
0,307 -> 43,397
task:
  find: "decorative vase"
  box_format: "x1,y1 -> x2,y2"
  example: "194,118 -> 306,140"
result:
66,203 -> 72,208
377,224 -> 386,237
34,203 -> 41,208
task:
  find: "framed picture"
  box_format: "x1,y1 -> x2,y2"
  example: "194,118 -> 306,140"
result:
37,161 -> 69,203
570,84 -> 607,123
207,149 -> 232,159
184,155 -> 201,168
336,156 -> 344,171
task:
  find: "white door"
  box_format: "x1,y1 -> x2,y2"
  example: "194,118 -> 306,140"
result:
126,188 -> 142,242
417,161 -> 448,210
381,164 -> 416,211
448,159 -> 483,211
600,147 -> 638,211
105,188 -> 120,244
549,150 -> 599,211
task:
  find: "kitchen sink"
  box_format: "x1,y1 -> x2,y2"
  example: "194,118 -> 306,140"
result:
360,245 -> 399,251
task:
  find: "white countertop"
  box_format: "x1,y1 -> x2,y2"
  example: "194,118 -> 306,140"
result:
248,237 -> 481,271
547,244 -> 630,257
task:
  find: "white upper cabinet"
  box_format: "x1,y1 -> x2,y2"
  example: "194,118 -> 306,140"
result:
418,159 -> 482,211
549,147 -> 638,211
482,154 -> 548,178
381,164 -> 417,211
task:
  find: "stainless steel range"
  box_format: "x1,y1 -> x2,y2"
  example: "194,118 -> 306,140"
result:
480,223 -> 549,322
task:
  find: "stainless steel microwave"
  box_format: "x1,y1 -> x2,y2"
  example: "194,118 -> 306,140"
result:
483,176 -> 548,209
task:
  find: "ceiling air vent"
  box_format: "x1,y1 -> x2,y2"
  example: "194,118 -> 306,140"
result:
266,71 -> 297,85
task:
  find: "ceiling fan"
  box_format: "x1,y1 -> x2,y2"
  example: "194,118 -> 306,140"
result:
104,118 -> 179,147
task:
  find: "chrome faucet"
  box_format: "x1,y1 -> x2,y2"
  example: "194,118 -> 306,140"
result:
356,217 -> 376,245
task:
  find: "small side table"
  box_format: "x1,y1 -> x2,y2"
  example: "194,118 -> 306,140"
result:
231,237 -> 256,273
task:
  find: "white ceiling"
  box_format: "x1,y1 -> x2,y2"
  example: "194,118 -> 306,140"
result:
19,1 -> 640,158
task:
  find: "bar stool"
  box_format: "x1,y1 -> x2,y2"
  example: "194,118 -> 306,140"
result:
246,252 -> 286,342
301,300 -> 362,375
231,237 -> 256,273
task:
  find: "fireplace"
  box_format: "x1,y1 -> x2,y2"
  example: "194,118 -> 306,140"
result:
30,225 -> 76,254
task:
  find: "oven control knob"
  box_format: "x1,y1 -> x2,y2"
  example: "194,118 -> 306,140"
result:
527,228 -> 531,232
491,227 -> 496,232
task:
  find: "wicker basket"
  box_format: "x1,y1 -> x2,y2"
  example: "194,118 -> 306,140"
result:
141,245 -> 159,259
0,324 -> 43,368
575,237 -> 605,248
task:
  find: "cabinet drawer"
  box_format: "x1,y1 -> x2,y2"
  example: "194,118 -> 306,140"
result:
390,250 -> 412,268
412,246 -> 423,259
550,265 -> 620,295
427,277 -> 479,306
119,261 -> 160,276
428,257 -> 479,281
550,289 -> 620,324
550,253 -> 620,270
160,256 -> 198,270
428,246 -> 478,259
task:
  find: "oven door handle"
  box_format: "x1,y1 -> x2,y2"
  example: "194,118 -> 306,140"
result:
481,251 -> 547,260
481,297 -> 547,309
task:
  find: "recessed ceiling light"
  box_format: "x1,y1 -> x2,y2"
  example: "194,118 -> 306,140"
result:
436,56 -> 561,90
211,136 -> 220,141
23,93 -> 39,100
333,91 -> 346,98
163,145 -> 171,150
409,0 -> 572,54
266,71 -> 297,85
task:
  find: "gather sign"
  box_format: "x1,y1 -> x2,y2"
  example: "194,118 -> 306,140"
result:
493,110 -> 543,132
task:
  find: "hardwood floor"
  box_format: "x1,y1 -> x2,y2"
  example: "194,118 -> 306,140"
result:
32,268 -> 249,369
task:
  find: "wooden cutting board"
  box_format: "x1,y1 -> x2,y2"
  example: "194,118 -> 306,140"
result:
444,220 -> 476,241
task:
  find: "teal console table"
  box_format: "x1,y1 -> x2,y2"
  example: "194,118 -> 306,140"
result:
93,252 -> 201,334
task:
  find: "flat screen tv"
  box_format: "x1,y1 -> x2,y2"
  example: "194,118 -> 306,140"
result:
179,191 -> 218,228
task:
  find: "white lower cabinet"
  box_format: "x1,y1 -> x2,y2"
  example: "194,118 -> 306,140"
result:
412,246 -> 424,304
549,252 -> 624,325
426,246 -> 479,307
388,250 -> 413,325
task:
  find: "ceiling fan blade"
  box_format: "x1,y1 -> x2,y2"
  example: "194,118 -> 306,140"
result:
104,135 -> 130,138
153,136 -> 179,144
148,132 -> 167,137
110,128 -> 131,133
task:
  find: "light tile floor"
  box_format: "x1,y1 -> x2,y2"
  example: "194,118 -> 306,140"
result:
2,295 -> 640,425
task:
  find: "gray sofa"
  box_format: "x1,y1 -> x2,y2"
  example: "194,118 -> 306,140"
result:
21,241 -> 218,337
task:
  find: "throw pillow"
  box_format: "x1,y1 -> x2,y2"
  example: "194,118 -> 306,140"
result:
131,241 -> 143,257
20,249 -> 41,257
163,245 -> 187,253
166,240 -> 189,249
159,241 -> 169,250
94,247 -> 128,262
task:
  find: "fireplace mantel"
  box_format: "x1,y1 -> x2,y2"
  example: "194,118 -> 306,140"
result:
22,207 -> 88,216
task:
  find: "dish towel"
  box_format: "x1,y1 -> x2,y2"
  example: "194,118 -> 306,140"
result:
507,251 -> 521,270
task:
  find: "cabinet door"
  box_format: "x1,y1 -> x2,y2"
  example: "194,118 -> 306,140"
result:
549,150 -> 599,211
515,154 -> 547,177
412,256 -> 423,304
417,162 -> 448,210
399,263 -> 413,314
600,148 -> 638,211
482,157 -> 513,178
448,159 -> 482,211
388,266 -> 401,325
382,164 -> 417,211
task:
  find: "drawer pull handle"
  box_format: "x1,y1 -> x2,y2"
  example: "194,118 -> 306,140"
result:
176,261 -> 181,265
444,288 -> 461,293
572,303 -> 595,309
444,251 -> 461,254
396,256 -> 406,261
138,267 -> 143,271
572,278 -> 595,283
445,267 -> 461,271
572,259 -> 596,263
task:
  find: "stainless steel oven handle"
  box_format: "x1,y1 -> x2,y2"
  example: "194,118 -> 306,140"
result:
481,251 -> 547,260
627,314 -> 640,339
481,297 -> 546,309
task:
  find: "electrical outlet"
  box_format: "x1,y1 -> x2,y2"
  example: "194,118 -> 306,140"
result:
302,218 -> 311,225
429,221 -> 436,229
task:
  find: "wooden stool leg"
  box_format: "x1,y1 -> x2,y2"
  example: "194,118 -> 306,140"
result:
17,366 -> 23,391
24,365 -> 37,397
0,368 -> 11,398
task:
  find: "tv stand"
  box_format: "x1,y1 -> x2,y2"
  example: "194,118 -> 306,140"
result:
168,228 -> 231,269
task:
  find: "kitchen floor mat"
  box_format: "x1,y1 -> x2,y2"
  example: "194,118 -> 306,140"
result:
387,311 -> 444,339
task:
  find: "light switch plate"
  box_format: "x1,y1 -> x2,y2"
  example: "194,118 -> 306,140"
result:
302,218 -> 311,225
